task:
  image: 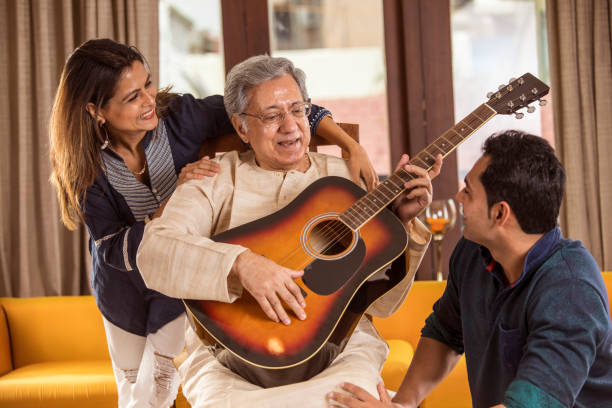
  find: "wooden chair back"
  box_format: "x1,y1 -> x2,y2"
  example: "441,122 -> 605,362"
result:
199,122 -> 359,159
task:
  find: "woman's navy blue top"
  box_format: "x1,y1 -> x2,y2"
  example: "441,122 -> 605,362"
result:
422,228 -> 612,407
83,94 -> 330,336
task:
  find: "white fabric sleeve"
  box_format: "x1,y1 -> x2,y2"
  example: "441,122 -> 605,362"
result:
137,181 -> 247,301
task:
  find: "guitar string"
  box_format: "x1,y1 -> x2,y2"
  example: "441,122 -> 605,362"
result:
285,107 -> 494,265
274,90 -> 524,272
320,82 -> 534,258
274,107 -> 492,271
307,105 -> 494,251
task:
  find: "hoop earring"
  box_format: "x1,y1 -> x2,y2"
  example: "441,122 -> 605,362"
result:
100,124 -> 110,150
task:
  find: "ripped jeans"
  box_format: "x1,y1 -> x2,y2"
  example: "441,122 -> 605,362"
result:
102,314 -> 186,408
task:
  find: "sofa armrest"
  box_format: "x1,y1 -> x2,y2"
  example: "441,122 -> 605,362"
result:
0,304 -> 12,376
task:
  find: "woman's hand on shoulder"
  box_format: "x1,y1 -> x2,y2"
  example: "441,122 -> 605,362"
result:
177,156 -> 221,185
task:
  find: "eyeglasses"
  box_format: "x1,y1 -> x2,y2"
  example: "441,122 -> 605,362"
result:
240,102 -> 312,126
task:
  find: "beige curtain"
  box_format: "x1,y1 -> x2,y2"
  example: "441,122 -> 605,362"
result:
0,0 -> 159,297
546,0 -> 612,270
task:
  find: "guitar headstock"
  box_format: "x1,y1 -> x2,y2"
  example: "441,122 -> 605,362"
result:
486,73 -> 550,118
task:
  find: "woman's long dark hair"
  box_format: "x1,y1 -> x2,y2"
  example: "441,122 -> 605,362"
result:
49,38 -> 178,230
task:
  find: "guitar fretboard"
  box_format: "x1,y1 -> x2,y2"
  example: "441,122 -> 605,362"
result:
339,103 -> 497,231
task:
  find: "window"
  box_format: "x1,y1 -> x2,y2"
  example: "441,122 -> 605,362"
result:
159,0 -> 224,97
269,0 -> 391,175
451,0 -> 552,185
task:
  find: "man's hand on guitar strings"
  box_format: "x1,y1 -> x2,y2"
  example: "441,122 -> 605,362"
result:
230,250 -> 306,325
391,154 -> 442,224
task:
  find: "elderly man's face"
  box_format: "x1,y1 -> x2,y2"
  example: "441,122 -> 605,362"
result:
241,74 -> 311,172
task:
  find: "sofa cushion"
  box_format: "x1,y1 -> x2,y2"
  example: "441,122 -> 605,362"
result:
0,297 -> 109,367
381,339 -> 414,392
0,360 -> 116,408
0,306 -> 12,375
373,281 -> 447,348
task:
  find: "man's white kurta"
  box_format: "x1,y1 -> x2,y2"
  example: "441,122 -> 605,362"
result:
137,150 -> 431,408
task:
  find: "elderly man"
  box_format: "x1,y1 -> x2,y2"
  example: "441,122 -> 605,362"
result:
137,55 -> 441,407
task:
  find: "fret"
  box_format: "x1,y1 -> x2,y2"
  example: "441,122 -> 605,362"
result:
456,124 -> 470,136
436,134 -> 455,153
411,156 -> 430,169
422,148 -> 438,161
363,195 -> 383,210
472,109 -> 486,122
377,185 -> 396,201
391,175 -> 412,190
362,195 -> 377,206
381,179 -> 402,195
353,203 -> 371,221
447,128 -> 464,145
345,206 -> 367,224
372,190 -> 388,203
466,114 -> 484,128
363,196 -> 380,213
384,177 -> 402,190
356,204 -> 375,220
459,119 -> 475,131
396,168 -> 415,183
414,154 -> 436,168
339,213 -> 359,230
477,104 -> 496,119
429,141 -> 446,155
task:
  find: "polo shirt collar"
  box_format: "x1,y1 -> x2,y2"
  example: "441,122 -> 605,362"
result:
480,227 -> 562,287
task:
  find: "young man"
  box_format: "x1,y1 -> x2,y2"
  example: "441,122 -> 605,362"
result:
328,131 -> 612,408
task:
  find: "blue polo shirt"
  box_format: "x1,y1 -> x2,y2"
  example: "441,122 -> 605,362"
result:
422,228 -> 612,407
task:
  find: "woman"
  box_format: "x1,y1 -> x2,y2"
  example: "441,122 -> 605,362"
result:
49,39 -> 376,407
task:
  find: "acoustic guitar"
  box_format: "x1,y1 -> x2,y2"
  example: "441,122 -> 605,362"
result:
183,73 -> 549,383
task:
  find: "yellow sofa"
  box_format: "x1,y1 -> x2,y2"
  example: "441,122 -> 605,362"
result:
374,280 -> 472,408
2,273 -> 611,408
0,296 -> 115,408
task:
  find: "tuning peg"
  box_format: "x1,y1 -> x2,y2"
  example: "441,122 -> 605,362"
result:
498,84 -> 506,90
515,112 -> 524,119
539,99 -> 548,106
518,77 -> 525,85
509,77 -> 516,83
527,106 -> 536,113
487,91 -> 494,98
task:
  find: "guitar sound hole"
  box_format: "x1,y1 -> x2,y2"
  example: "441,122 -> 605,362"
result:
308,219 -> 354,257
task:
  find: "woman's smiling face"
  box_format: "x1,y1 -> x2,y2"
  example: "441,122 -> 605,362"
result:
99,61 -> 158,139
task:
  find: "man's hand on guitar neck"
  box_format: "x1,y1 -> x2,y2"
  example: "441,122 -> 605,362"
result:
230,250 -> 307,325
391,154 -> 442,225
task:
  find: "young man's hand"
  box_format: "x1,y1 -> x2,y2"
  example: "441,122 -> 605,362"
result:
327,382 -> 412,408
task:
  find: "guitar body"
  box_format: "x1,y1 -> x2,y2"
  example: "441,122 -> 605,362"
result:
184,176 -> 408,375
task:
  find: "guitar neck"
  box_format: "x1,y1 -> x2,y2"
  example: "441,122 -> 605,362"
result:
339,103 -> 497,231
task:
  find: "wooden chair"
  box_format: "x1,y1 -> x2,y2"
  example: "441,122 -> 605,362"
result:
199,123 -> 359,159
